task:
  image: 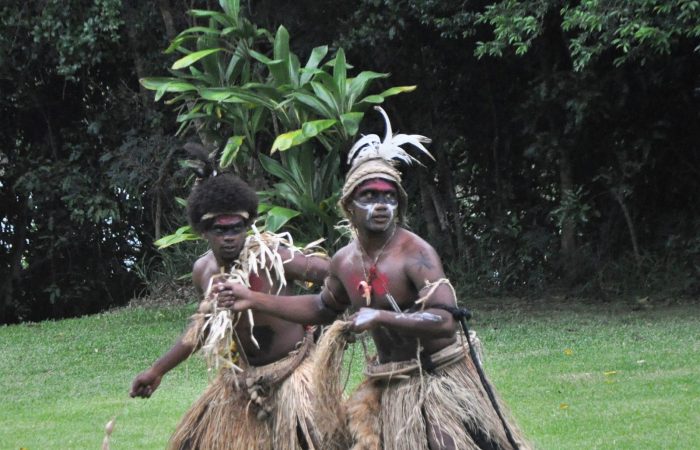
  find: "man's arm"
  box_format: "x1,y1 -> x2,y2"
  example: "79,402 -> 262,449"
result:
223,283 -> 340,325
222,257 -> 349,324
130,338 -> 195,398
130,259 -> 207,398
351,243 -> 456,339
279,247 -> 330,285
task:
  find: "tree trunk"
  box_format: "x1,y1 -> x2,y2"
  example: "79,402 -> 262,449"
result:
157,0 -> 177,40
559,144 -> 576,264
613,189 -> 642,270
418,171 -> 440,246
436,149 -> 465,259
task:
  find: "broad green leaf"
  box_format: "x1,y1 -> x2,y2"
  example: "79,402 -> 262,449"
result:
333,48 -> 347,104
289,53 -> 301,88
290,92 -> 335,117
340,112 -> 363,136
271,129 -> 304,152
176,111 -> 207,123
300,67 -> 325,85
154,225 -> 200,249
219,0 -> 240,19
301,46 -> 328,85
164,35 -> 195,54
198,87 -> 278,109
282,149 -> 306,189
273,26 -> 290,62
271,119 -> 337,153
378,85 -> 417,98
171,48 -> 223,70
188,10 -> 234,27
175,26 -> 221,37
224,53 -> 243,82
155,83 -> 169,101
140,78 -> 196,92
358,94 -> 384,104
257,202 -> 274,214
348,71 -> 388,99
271,26 -> 291,85
220,135 -> 245,168
248,49 -> 282,65
301,119 -> 337,138
259,154 -> 295,184
310,81 -> 341,115
196,37 -> 221,79
264,206 -> 300,232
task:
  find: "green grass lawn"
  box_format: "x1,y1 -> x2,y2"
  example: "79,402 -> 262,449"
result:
1,298 -> 698,449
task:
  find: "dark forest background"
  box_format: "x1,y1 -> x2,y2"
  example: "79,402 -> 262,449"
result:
2,0 -> 698,324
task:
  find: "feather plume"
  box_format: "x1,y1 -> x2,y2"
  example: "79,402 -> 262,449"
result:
348,106 -> 434,167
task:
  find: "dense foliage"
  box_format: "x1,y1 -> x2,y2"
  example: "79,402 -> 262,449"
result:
2,0 -> 698,323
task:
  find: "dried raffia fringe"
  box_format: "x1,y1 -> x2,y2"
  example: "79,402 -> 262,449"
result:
311,320 -> 355,450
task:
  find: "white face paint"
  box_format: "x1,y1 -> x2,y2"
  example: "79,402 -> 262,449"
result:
353,200 -> 397,230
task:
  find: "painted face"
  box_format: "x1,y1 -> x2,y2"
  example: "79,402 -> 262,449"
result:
204,215 -> 248,264
351,180 -> 399,231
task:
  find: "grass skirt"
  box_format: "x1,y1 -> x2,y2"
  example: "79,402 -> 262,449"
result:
168,333 -> 319,450
347,340 -> 530,450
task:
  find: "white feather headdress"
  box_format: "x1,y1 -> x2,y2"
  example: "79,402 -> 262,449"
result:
347,106 -> 434,167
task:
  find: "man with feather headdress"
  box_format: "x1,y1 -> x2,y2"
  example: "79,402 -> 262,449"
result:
224,107 -> 530,450
129,162 -> 330,450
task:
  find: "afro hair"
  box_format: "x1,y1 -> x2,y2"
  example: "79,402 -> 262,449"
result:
187,174 -> 259,235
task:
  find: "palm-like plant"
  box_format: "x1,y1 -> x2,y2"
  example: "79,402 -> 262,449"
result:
144,0 -> 415,248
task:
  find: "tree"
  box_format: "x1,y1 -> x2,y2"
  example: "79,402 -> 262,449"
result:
0,1 -> 187,322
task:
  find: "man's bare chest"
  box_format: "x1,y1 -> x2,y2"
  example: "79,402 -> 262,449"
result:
337,255 -> 417,311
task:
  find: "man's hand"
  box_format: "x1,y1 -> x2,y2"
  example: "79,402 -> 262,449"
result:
129,368 -> 162,398
211,280 -> 254,312
349,307 -> 383,333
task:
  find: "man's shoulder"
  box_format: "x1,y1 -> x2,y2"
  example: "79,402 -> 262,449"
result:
329,241 -> 355,269
398,228 -> 435,254
193,250 -> 216,274
333,241 -> 356,260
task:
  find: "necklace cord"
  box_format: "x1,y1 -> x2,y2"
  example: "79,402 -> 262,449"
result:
357,227 -> 398,309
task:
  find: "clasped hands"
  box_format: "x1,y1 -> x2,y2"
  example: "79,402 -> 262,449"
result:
208,281 -> 384,333
209,280 -> 252,312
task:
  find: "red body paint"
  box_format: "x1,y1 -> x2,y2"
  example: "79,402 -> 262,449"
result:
370,268 -> 389,296
353,266 -> 389,297
249,274 -> 263,292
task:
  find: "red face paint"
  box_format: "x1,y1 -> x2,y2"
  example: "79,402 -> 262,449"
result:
213,214 -> 246,226
355,178 -> 397,196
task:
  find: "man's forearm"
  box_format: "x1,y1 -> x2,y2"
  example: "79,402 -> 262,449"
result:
376,309 -> 455,339
249,291 -> 337,325
151,338 -> 196,376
